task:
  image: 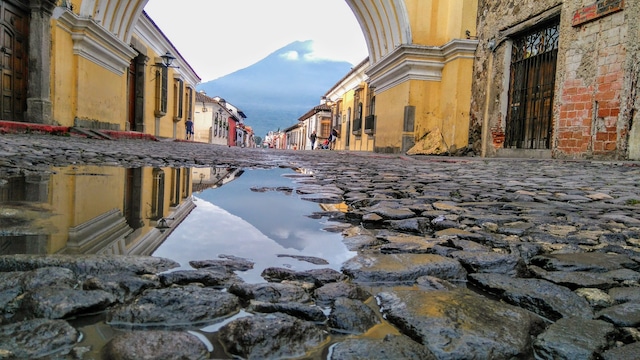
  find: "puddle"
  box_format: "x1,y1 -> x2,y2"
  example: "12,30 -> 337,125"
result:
154,167 -> 355,283
1,164 -> 370,358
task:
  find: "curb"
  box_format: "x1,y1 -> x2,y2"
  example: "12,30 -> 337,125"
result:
0,120 -> 158,141
0,120 -> 69,135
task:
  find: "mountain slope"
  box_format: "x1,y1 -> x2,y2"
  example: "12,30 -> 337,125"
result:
196,40 -> 353,138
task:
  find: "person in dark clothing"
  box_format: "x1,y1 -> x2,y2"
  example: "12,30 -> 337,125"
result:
309,130 -> 317,150
330,128 -> 339,150
186,119 -> 194,140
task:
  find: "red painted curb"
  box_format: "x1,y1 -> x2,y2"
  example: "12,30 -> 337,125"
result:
0,121 -> 158,141
0,120 -> 70,135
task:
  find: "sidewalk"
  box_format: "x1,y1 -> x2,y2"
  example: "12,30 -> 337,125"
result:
0,120 -> 158,141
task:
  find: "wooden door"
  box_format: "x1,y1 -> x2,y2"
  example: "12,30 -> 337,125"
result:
0,1 -> 27,121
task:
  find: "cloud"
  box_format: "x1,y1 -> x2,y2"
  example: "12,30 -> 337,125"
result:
280,51 -> 300,61
144,0 -> 367,81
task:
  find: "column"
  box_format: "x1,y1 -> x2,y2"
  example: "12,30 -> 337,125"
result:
26,0 -> 56,124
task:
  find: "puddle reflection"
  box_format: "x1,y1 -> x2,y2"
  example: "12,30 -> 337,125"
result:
1,165 -> 359,359
1,165 -> 354,282
0,165 -> 194,256
154,167 -> 355,283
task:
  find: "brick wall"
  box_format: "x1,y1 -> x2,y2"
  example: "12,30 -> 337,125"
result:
556,10 -> 626,158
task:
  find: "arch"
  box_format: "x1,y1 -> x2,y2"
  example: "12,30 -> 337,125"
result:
80,0 -> 147,42
78,0 -> 410,65
346,0 -> 411,63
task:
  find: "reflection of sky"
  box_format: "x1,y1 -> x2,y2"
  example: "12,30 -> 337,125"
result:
153,168 -> 355,283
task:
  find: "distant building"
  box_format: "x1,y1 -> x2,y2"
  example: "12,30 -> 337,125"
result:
194,92 -> 230,145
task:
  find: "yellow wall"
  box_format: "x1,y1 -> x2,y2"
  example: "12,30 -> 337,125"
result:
51,19 -> 128,129
76,60 -> 127,128
51,22 -> 77,127
407,0 -> 477,45
48,166 -> 125,253
438,57 -> 474,150
144,54 -> 193,139
367,0 -> 477,153
41,165 -> 194,255
372,82 -> 411,152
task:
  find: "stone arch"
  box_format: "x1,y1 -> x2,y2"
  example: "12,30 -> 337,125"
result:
78,0 -> 410,64
344,0 -> 411,63
79,0 -> 147,42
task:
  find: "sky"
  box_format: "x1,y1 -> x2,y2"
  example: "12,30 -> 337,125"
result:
144,0 -> 369,82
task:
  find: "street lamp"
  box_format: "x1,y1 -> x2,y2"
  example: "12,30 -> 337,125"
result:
155,51 -> 179,69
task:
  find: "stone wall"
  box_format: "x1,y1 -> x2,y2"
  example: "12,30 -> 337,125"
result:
471,0 -> 640,159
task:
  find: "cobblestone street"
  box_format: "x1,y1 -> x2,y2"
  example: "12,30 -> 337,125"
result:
1,133 -> 640,359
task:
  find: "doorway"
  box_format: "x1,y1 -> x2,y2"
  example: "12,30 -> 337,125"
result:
505,19 -> 560,149
0,0 -> 28,121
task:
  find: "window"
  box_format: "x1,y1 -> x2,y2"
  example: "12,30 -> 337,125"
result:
154,67 -> 168,117
353,89 -> 362,135
173,79 -> 183,120
181,168 -> 190,198
353,102 -> 363,135
150,168 -> 165,220
186,87 -> 193,121
170,168 -> 180,207
505,19 -> 559,149
320,117 -> 330,138
365,88 -> 375,134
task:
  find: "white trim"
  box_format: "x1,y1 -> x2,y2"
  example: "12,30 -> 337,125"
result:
54,8 -> 137,75
133,15 -> 201,86
326,60 -> 370,101
367,39 -> 478,93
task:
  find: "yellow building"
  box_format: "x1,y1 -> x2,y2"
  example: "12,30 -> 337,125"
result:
347,0 -> 478,154
9,1 -> 475,154
324,58 -> 374,152
194,92 -> 231,145
2,1 -> 198,140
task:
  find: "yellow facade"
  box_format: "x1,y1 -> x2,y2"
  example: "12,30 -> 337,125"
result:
18,0 -> 477,154
372,83 -> 411,153
352,0 -> 479,153
333,84 -> 375,153
4,165 -> 194,256
47,4 -> 199,139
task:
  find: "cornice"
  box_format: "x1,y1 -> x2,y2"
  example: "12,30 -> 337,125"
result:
53,7 -> 136,75
134,15 -> 201,86
366,39 -> 478,93
326,61 -> 369,101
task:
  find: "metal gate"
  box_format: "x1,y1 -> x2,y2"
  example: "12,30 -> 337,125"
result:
505,19 -> 560,149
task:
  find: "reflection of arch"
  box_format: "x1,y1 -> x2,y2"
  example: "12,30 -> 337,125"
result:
83,0 -> 410,64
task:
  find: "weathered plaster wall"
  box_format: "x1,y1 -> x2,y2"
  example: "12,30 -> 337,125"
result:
621,1 -> 640,160
470,0 -> 563,157
555,1 -> 630,159
471,0 -> 639,159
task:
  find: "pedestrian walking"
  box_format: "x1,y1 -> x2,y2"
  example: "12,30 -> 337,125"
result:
330,128 -> 339,150
309,130 -> 317,150
186,119 -> 194,140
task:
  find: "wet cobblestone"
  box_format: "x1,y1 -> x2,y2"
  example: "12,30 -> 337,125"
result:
2,133 -> 640,359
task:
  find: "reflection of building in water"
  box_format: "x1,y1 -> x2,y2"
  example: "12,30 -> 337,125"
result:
191,167 -> 244,193
0,166 -> 194,256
